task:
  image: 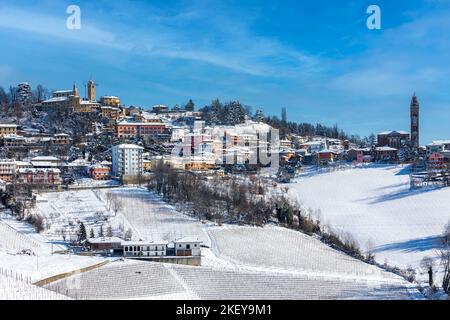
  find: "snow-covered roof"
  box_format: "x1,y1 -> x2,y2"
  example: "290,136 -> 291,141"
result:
173,236 -> 202,243
16,161 -> 32,167
378,130 -> 409,136
3,134 -> 25,140
66,159 -> 89,167
319,149 -> 338,154
117,120 -> 166,126
89,237 -> 123,244
53,90 -> 72,94
42,97 -> 69,103
18,168 -> 61,173
31,161 -> 58,167
301,141 -> 324,146
80,100 -> 100,105
115,144 -> 144,150
31,156 -> 60,161
122,240 -> 168,246
376,146 -> 398,151
428,140 -> 450,146
0,124 -> 18,128
0,159 -> 16,164
101,96 -> 119,99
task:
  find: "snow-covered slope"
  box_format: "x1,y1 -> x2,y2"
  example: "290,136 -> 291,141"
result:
288,164 -> 450,278
46,260 -> 419,300
0,211 -> 107,283
208,225 -> 403,281
101,187 -> 211,246
0,274 -> 69,300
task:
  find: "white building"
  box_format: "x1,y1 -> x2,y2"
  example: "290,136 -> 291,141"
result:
122,241 -> 168,257
173,237 -> 202,257
0,159 -> 16,181
111,144 -> 144,178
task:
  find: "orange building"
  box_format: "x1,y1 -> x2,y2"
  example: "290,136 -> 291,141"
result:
428,152 -> 446,171
115,121 -> 168,139
89,166 -> 111,180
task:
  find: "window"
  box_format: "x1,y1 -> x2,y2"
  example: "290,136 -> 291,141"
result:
186,244 -> 191,249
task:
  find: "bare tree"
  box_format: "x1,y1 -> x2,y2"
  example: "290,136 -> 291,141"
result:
420,256 -> 435,287
110,195 -> 123,217
441,222 -> 450,294
105,192 -> 114,211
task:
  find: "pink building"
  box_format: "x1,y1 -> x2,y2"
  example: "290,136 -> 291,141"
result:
428,152 -> 446,171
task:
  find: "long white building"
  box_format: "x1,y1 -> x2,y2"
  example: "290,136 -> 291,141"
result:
111,144 -> 144,178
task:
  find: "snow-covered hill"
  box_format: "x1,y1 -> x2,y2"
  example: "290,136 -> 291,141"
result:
46,260 -> 420,300
288,164 -> 450,281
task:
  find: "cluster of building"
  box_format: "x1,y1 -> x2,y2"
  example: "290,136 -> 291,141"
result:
2,82 -> 449,191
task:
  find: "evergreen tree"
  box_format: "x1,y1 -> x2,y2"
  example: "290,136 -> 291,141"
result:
185,99 -> 195,112
255,109 -> 265,122
99,225 -> 104,237
124,228 -> 132,241
78,222 -> 87,242
107,225 -> 113,237
0,86 -> 8,106
89,228 -> 95,239
369,133 -> 376,147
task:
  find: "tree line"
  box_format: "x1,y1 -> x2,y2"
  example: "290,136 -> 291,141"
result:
147,162 -> 364,259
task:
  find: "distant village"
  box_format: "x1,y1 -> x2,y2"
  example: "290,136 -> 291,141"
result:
0,81 -> 448,192
0,81 -> 448,215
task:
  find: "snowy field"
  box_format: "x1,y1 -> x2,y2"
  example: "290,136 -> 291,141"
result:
288,164 -> 450,278
0,212 -> 107,282
33,189 -> 133,241
46,260 -> 419,300
0,183 -> 425,300
99,188 -> 211,246
208,225 -> 405,281
0,274 -> 70,300
33,187 -> 210,245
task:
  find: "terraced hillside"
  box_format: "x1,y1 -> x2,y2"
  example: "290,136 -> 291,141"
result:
45,261 -> 419,300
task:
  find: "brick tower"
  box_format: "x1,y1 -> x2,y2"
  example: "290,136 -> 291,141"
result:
410,93 -> 419,149
87,79 -> 96,102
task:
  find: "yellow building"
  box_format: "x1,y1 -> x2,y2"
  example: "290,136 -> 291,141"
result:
0,124 -> 18,137
101,96 -> 121,107
41,81 -> 100,113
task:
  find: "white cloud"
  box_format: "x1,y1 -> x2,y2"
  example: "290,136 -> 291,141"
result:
0,4 -> 320,77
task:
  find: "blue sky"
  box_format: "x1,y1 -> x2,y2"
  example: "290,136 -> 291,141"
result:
0,0 -> 449,143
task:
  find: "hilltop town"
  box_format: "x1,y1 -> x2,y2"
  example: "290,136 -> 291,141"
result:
0,80 -> 449,300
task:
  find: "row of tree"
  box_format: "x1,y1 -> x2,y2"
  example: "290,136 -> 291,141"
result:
197,98 -> 366,144
0,84 -> 50,107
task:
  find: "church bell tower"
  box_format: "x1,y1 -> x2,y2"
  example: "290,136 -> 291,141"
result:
410,93 -> 419,149
87,79 -> 96,102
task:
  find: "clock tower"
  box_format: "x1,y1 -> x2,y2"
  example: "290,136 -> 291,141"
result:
410,94 -> 419,149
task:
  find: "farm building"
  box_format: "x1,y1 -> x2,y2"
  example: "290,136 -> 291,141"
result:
89,237 -> 123,254
122,241 -> 168,257
173,237 -> 202,257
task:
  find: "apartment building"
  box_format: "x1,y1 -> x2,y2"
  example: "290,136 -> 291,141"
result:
111,144 -> 144,178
